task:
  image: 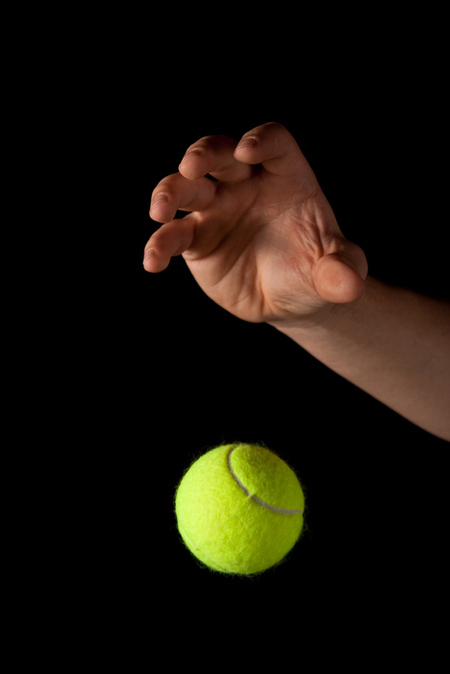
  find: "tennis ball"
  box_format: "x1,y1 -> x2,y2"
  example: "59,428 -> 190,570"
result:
175,443 -> 305,575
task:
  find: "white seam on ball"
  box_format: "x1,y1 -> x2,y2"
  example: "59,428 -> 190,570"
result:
227,446 -> 303,515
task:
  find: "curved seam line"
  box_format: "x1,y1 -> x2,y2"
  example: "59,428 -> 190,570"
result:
227,446 -> 303,515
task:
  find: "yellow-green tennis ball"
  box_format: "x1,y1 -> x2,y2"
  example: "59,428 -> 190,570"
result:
175,443 -> 305,575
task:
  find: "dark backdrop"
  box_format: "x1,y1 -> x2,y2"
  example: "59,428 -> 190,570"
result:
70,30 -> 449,660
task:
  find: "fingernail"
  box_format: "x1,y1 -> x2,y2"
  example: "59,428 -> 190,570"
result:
143,248 -> 156,266
237,136 -> 257,149
153,194 -> 168,206
183,147 -> 204,158
151,194 -> 169,215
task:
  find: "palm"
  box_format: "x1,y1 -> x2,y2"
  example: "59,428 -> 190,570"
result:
183,172 -> 334,322
145,123 -> 367,323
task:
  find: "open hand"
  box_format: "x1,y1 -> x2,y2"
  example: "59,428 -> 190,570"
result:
144,122 -> 368,323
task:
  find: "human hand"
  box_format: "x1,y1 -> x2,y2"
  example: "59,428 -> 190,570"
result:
144,122 -> 368,323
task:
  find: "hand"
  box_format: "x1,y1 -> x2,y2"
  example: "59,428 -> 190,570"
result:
144,122 -> 368,323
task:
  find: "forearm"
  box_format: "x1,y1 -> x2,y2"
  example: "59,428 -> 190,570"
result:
269,277 -> 450,441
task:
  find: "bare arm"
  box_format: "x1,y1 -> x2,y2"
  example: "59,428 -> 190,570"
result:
144,123 -> 450,441
268,277 -> 450,441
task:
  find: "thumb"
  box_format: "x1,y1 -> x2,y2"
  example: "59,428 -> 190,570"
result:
314,242 -> 368,304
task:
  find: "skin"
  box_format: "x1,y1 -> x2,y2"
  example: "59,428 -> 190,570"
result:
144,122 -> 450,441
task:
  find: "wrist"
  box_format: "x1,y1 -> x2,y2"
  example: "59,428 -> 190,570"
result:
267,276 -> 376,342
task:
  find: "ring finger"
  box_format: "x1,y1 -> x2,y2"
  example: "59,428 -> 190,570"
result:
150,172 -> 217,223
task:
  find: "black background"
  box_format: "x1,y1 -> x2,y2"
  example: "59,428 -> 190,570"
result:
55,20 -> 450,662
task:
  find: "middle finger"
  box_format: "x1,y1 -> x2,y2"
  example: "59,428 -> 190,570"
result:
150,172 -> 217,223
179,135 -> 253,182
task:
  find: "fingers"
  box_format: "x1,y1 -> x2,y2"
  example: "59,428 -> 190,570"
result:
147,172 -> 218,272
150,172 -> 217,223
178,122 -> 319,186
179,135 -> 253,182
178,123 -> 315,183
143,214 -> 197,273
234,122 -> 318,185
145,122 -> 320,276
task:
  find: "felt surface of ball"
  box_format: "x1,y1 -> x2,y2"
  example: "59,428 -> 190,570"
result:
175,443 -> 305,575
